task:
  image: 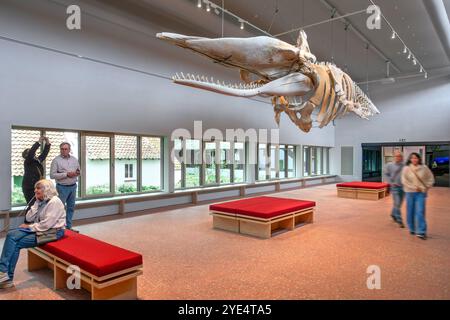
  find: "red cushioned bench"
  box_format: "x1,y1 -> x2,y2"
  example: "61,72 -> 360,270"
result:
27,230 -> 143,300
336,182 -> 390,200
209,196 -> 315,238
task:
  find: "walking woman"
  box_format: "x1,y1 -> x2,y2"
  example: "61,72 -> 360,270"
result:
22,136 -> 51,206
401,153 -> 435,240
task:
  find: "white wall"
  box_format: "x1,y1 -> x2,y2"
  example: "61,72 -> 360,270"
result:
332,76 -> 450,180
0,0 -> 335,211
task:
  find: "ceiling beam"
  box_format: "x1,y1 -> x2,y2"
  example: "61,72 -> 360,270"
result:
318,0 -> 402,74
422,0 -> 450,62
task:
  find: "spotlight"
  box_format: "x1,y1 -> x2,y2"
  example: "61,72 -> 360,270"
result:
403,46 -> 407,54
391,30 -> 396,39
412,57 -> 417,65
197,0 -> 201,8
407,51 -> 411,59
239,19 -> 244,30
214,8 -> 220,15
206,2 -> 210,12
424,72 -> 428,79
420,66 -> 423,73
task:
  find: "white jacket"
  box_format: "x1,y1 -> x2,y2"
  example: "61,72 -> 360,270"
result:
26,196 -> 66,232
401,164 -> 435,193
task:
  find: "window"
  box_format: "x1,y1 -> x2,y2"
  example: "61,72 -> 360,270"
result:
257,144 -> 296,181
303,146 -> 330,176
270,144 -> 278,179
220,141 -> 232,184
204,142 -> 217,185
287,145 -> 296,178
258,143 -> 268,181
233,142 -> 245,183
174,139 -> 247,189
141,136 -> 162,191
303,146 -> 311,177
11,129 -> 42,205
125,164 -> 134,179
174,139 -> 183,189
115,135 -> 137,194
45,130 -> 80,197
185,139 -> 201,188
11,127 -> 164,206
84,135 -> 112,196
279,145 -> 286,179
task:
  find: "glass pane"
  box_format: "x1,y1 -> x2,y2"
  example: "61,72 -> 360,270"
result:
185,165 -> 201,188
44,131 -> 79,197
270,145 -> 277,179
258,143 -> 267,180
279,145 -> 286,179
115,135 -> 137,194
141,137 -> 162,191
204,142 -> 217,185
220,141 -> 231,184
317,147 -> 322,175
173,139 -> 182,189
311,147 -> 316,175
323,148 -> 329,174
288,145 -> 295,178
303,146 -> 310,176
11,129 -> 41,206
85,136 -> 111,195
186,139 -> 201,166
233,142 -> 245,183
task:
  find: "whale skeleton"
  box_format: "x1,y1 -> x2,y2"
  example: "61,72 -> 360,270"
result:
157,31 -> 379,133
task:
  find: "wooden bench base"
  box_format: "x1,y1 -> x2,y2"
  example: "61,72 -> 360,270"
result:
337,187 -> 388,200
211,208 -> 314,239
27,248 -> 142,300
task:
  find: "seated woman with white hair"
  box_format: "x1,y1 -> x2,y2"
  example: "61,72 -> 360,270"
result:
0,179 -> 66,289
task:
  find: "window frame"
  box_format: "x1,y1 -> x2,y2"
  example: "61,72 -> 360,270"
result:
11,126 -> 164,206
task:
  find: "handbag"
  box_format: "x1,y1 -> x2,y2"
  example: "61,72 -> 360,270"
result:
36,229 -> 58,245
410,166 -> 428,194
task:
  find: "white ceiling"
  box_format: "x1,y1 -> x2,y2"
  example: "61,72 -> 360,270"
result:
99,0 -> 450,82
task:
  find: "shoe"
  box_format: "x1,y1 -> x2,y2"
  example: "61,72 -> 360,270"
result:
67,228 -> 80,234
390,215 -> 397,222
410,231 -> 415,235
0,280 -> 14,289
0,271 -> 9,283
417,234 -> 427,240
397,222 -> 405,228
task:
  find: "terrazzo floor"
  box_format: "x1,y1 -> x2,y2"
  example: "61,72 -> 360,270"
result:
1,184 -> 450,300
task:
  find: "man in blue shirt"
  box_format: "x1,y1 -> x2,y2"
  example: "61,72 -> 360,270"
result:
384,151 -> 405,228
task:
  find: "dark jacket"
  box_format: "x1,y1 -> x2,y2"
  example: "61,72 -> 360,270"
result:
22,142 -> 51,190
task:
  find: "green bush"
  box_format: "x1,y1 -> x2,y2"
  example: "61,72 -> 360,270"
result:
117,184 -> 137,194
142,185 -> 159,191
12,184 -> 26,206
87,184 -> 110,195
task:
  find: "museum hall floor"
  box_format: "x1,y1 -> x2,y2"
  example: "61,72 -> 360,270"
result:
1,184 -> 449,300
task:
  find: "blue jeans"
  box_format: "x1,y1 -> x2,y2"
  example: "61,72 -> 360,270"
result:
405,192 -> 427,236
57,184 -> 77,229
0,229 -> 64,280
390,186 -> 404,223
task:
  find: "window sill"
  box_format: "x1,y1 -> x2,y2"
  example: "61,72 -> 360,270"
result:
9,175 -> 337,214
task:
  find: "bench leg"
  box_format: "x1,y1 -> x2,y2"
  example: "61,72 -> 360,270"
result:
28,250 -> 48,272
91,277 -> 138,300
54,264 -> 69,290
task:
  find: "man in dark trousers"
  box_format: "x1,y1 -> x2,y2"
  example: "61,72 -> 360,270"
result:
21,136 -> 51,206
